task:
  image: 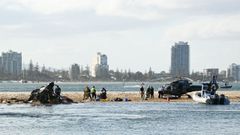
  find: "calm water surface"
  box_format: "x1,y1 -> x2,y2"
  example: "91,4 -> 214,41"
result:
0,102 -> 240,135
0,82 -> 240,92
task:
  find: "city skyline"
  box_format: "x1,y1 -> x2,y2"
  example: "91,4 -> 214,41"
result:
0,49 -> 239,81
1,42 -> 238,73
2,49 -> 235,74
0,0 -> 240,72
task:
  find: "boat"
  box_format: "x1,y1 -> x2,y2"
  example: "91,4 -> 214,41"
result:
192,76 -> 230,105
124,85 -> 140,88
19,79 -> 28,83
220,82 -> 232,89
192,85 -> 230,105
220,85 -> 232,89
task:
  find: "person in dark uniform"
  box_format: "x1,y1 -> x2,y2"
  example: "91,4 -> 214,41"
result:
100,88 -> 107,99
150,86 -> 154,98
140,86 -> 145,100
55,85 -> 61,96
158,86 -> 164,98
209,76 -> 219,95
146,86 -> 151,99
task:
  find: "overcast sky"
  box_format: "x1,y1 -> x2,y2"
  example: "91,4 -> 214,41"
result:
0,0 -> 240,72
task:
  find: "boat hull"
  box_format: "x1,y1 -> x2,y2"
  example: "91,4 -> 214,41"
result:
220,86 -> 232,89
192,92 -> 230,105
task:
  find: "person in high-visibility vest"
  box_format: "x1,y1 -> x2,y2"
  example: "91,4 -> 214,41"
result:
91,86 -> 97,101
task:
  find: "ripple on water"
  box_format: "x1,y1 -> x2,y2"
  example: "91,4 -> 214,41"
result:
0,102 -> 240,135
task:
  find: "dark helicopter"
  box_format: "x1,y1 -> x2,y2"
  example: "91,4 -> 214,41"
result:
158,78 -> 203,98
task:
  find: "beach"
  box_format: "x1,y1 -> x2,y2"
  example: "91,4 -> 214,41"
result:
0,91 -> 239,104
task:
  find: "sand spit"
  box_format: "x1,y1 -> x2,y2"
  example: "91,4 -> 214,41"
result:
0,91 -> 239,104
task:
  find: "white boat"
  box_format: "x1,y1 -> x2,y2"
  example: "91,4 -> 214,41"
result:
192,85 -> 230,105
19,80 -> 28,83
220,82 -> 232,89
123,85 -> 140,88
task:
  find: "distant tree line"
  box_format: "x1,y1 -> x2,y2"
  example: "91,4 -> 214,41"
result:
0,61 -> 230,82
108,68 -> 156,82
21,60 -> 70,82
21,62 -> 164,82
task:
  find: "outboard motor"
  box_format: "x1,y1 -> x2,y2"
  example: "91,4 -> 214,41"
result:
213,94 -> 219,105
219,94 -> 225,105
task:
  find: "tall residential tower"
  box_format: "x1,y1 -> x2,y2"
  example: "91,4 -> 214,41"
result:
69,63 -> 80,81
91,52 -> 109,79
227,63 -> 240,81
170,41 -> 190,77
0,50 -> 22,77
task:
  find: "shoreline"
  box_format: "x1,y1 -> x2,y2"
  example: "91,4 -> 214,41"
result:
0,91 -> 239,104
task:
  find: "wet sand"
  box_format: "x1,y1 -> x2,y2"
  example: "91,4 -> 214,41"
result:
0,91 -> 239,104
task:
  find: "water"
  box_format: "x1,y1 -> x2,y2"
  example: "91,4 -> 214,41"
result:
0,82 -> 163,92
0,102 -> 240,135
1,82 -> 239,135
0,82 -> 240,92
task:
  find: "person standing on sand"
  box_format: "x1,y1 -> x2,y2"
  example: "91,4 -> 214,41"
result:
83,86 -> 91,100
140,85 -> 145,100
146,86 -> 151,99
158,86 -> 164,98
91,86 -> 97,101
150,86 -> 154,98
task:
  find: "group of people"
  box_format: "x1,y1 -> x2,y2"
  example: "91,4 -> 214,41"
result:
83,86 -> 96,100
83,86 -> 107,101
140,85 -> 155,100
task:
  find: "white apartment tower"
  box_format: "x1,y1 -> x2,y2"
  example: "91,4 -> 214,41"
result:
170,41 -> 190,77
91,52 -> 109,78
0,50 -> 22,76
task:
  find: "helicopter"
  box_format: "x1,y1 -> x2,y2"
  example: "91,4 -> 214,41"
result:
158,77 -> 203,98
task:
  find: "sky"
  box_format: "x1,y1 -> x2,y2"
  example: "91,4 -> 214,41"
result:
0,0 -> 240,72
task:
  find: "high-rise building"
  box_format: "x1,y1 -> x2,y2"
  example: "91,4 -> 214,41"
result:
1,50 -> 22,77
219,70 -> 227,78
0,56 -> 2,74
227,63 -> 240,81
170,41 -> 190,77
69,63 -> 80,81
203,68 -> 219,77
91,52 -> 109,78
